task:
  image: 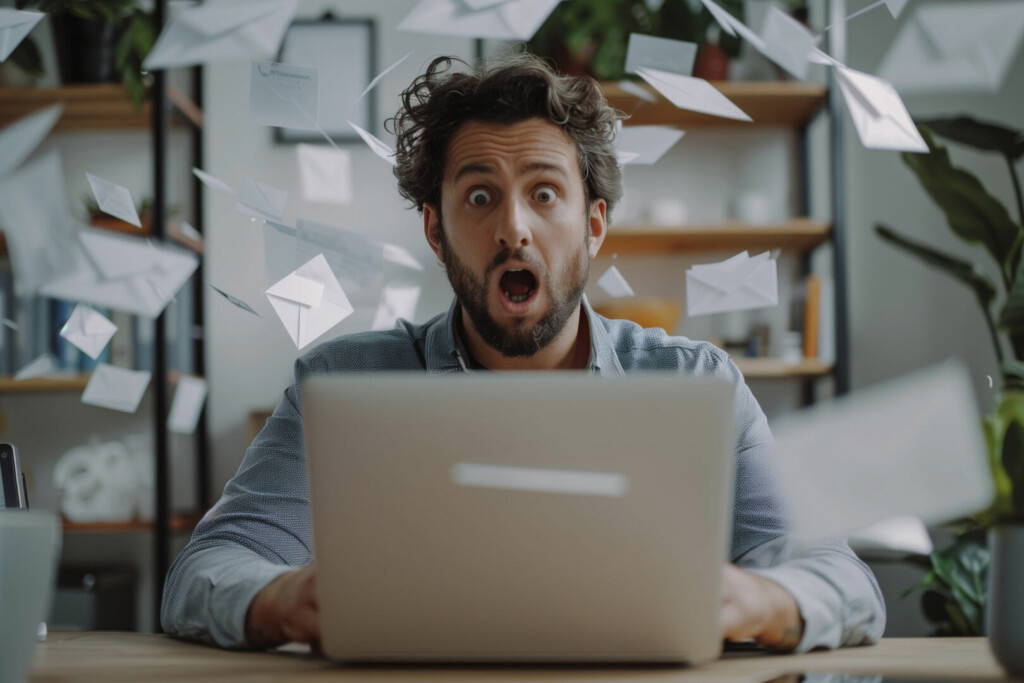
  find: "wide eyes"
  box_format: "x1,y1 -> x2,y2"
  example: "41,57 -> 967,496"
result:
468,188 -> 491,207
533,186 -> 557,204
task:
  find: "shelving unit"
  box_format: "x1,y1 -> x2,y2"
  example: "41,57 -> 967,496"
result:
599,74 -> 848,405
0,2 -> 208,633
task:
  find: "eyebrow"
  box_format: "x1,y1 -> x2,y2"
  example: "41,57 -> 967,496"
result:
452,161 -> 569,184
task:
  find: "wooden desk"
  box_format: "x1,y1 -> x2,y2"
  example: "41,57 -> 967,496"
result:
30,632 -> 1008,682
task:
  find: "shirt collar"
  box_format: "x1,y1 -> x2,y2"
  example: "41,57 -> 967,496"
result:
424,296 -> 624,376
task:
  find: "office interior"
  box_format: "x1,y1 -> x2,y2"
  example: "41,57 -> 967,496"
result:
0,0 -> 1021,663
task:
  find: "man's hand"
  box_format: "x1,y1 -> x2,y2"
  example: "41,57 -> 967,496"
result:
245,564 -> 321,651
720,564 -> 804,651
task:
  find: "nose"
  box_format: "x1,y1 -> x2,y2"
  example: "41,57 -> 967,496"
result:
494,197 -> 532,249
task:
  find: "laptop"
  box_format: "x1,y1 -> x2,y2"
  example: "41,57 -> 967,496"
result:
302,372 -> 736,664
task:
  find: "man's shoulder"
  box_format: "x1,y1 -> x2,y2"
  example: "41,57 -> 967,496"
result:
296,313 -> 443,374
597,314 -> 737,378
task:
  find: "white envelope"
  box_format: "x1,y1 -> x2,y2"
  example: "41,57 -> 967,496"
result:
616,79 -> 657,103
758,5 -> 818,80
877,1 -> 1024,94
0,104 -> 61,179
59,304 -> 117,360
236,177 -> 288,222
624,34 -> 697,76
636,67 -> 751,122
143,0 -> 298,70
265,253 -> 354,350
296,144 -> 352,205
192,167 -> 236,196
615,125 -> 685,165
596,265 -> 635,298
347,120 -> 396,167
772,362 -> 993,542
836,66 -> 928,153
0,150 -> 78,295
41,228 -> 199,319
264,219 -> 384,294
359,51 -> 413,100
86,172 -> 142,228
167,375 -> 208,435
209,283 -> 261,317
700,0 -> 766,51
0,9 -> 44,62
249,61 -> 319,130
81,364 -> 151,414
397,0 -> 561,41
13,354 -> 58,381
686,251 -> 777,316
371,284 -> 421,331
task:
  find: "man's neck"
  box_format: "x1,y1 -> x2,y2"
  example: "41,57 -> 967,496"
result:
460,304 -> 590,371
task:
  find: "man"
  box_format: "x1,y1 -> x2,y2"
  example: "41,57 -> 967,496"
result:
162,54 -> 885,654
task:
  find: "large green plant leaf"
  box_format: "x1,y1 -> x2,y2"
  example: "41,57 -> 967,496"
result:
919,116 -> 1024,161
999,254 -> 1024,332
875,224 -> 997,308
902,126 -> 1023,275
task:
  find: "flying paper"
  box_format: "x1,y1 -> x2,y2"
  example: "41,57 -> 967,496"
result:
772,362 -> 993,542
59,305 -> 118,360
637,67 -> 751,122
143,0 -> 298,70
192,167 -> 236,196
86,172 -> 142,228
624,34 -> 698,76
209,283 -> 261,318
236,177 -> 288,222
617,79 -> 657,103
615,125 -> 686,165
0,104 -> 61,178
167,375 -> 208,435
686,251 -> 778,316
397,0 -> 561,41
347,120 -> 396,166
296,144 -> 352,205
265,253 -> 354,350
13,355 -> 59,381
359,51 -> 413,100
757,5 -> 818,80
596,265 -> 636,298
265,219 -> 383,296
81,364 -> 151,413
0,9 -> 44,62
877,1 -> 1024,94
836,66 -> 928,153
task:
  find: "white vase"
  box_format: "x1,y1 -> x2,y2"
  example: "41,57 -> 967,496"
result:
987,525 -> 1024,676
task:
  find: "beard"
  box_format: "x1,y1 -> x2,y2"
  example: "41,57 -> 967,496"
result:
437,222 -> 590,358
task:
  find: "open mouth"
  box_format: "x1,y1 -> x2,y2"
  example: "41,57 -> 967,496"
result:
498,267 -> 539,306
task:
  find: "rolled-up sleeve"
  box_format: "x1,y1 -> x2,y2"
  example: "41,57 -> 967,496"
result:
718,352 -> 886,652
161,355 -> 320,649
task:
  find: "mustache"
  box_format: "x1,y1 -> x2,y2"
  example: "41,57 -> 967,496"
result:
485,248 -> 543,279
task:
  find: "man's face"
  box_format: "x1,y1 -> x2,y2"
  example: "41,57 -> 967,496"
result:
424,118 -> 607,357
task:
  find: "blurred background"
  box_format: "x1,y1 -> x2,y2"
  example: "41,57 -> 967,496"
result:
0,0 -> 1020,641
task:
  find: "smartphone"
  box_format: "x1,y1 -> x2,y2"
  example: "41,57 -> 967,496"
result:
0,443 -> 26,509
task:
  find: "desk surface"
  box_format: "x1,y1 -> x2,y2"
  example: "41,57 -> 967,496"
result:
29,633 -> 1010,683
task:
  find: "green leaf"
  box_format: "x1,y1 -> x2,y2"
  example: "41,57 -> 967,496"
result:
902,126 -> 1023,275
875,223 -> 997,309
919,116 -> 1024,161
1003,420 -> 1024,516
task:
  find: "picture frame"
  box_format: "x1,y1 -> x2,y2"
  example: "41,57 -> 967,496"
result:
274,14 -> 377,145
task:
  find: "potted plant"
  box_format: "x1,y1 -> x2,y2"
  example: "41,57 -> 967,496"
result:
10,0 -> 155,107
527,0 -> 745,82
875,117 -> 1024,675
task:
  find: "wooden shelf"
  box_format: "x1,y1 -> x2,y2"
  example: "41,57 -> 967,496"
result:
603,80 -> 827,128
0,375 -> 89,393
62,512 -> 202,534
0,84 -> 152,131
603,219 -> 831,254
734,357 -> 833,379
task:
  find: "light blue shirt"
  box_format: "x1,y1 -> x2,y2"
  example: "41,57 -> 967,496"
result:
162,297 -> 885,652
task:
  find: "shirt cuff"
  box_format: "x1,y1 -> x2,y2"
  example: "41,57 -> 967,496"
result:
744,565 -> 842,654
214,559 -> 295,650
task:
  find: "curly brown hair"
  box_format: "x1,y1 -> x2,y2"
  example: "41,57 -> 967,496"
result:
386,53 -> 624,221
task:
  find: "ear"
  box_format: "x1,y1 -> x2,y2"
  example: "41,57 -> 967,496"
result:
587,198 -> 608,259
423,203 -> 444,261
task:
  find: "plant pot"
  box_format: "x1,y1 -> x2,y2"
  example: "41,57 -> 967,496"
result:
987,525 -> 1024,676
50,14 -> 120,85
693,42 -> 730,81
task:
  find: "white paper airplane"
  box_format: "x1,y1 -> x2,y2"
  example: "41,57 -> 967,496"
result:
637,67 -> 751,122
209,283 -> 261,318
836,66 -> 928,153
86,172 -> 142,228
347,120 -> 396,166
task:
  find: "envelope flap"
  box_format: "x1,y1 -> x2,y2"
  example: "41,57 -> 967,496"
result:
178,0 -> 280,38
266,273 -> 324,308
836,67 -> 883,119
